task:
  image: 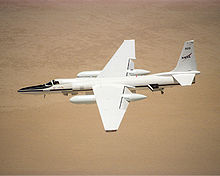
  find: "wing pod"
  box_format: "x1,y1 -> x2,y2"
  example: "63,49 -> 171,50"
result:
127,69 -> 150,76
122,93 -> 146,102
77,71 -> 101,78
77,69 -> 150,78
69,95 -> 96,104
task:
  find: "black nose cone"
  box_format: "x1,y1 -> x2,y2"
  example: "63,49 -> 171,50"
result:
17,88 -> 22,93
17,87 -> 30,93
17,84 -> 45,93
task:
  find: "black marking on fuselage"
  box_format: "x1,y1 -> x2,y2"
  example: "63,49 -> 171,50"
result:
135,81 -> 195,89
135,83 -> 180,88
18,89 -> 44,92
18,88 -> 92,93
19,84 -> 52,91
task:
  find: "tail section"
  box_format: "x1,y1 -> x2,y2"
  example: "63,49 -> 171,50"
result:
173,40 -> 197,72
171,40 -> 200,86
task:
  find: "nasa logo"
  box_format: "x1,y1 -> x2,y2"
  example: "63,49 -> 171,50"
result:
182,53 -> 192,59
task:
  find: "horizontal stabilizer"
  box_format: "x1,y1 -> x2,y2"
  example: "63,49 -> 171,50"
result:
172,74 -> 195,86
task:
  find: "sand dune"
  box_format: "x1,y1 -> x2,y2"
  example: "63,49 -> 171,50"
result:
0,0 -> 220,174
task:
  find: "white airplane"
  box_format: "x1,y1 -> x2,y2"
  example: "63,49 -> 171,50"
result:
18,40 -> 200,132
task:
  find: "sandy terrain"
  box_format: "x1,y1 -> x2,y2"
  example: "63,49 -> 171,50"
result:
0,0 -> 220,174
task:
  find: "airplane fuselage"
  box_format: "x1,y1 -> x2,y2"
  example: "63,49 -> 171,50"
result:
18,73 -> 183,95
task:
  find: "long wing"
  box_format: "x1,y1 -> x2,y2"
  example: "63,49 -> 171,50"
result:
98,40 -> 136,78
93,84 -> 131,132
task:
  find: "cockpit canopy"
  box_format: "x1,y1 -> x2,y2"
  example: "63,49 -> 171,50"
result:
52,80 -> 59,85
45,80 -> 60,87
45,81 -> 52,86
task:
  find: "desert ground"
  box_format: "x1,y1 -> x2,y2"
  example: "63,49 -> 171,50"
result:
0,0 -> 220,174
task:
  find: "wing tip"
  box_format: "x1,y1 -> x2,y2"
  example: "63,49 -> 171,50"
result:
105,130 -> 117,133
124,39 -> 135,41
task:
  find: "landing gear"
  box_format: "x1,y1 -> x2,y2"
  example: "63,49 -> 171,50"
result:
147,84 -> 164,94
160,88 -> 164,94
44,94 -> 46,98
62,92 -> 68,96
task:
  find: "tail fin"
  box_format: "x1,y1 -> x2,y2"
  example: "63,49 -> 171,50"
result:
171,40 -> 200,86
173,40 -> 197,72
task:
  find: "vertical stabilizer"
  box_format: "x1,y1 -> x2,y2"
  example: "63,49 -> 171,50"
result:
173,40 -> 197,72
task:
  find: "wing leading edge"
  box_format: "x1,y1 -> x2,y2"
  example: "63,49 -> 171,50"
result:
98,40 -> 136,78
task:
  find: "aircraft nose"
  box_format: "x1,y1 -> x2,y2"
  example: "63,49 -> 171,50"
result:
17,84 -> 47,93
17,87 -> 30,93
